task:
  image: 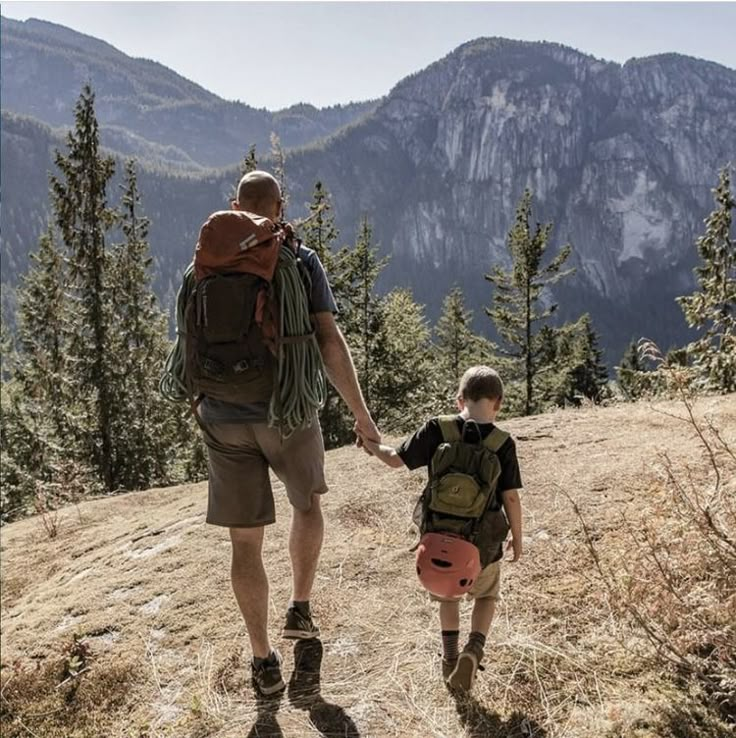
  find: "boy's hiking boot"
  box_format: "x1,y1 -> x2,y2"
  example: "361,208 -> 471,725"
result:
282,606 -> 320,639
251,650 -> 285,696
448,642 -> 484,691
442,658 -> 458,682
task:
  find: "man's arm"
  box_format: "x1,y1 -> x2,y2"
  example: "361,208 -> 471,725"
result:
501,488 -> 523,562
313,311 -> 380,443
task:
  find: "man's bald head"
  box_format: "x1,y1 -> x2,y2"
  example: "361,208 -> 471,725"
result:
234,170 -> 282,219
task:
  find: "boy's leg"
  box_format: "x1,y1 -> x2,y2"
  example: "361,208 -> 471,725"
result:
438,599 -> 461,681
448,562 -> 501,691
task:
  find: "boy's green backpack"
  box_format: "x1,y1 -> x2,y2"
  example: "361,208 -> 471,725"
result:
413,416 -> 510,561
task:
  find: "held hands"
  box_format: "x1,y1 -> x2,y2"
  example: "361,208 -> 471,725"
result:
353,414 -> 380,453
506,536 -> 523,562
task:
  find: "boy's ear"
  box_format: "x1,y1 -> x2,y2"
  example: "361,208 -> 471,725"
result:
456,394 -> 465,411
494,397 -> 502,412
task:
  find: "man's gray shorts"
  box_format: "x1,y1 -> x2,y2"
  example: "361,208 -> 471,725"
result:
203,419 -> 328,528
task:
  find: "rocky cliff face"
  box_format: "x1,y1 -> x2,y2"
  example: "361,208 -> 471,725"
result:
284,39 -> 736,357
2,32 -> 734,361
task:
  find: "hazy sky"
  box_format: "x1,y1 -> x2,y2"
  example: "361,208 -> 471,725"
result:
3,2 -> 735,110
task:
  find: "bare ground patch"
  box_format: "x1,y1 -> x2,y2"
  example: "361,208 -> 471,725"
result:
1,395 -> 734,737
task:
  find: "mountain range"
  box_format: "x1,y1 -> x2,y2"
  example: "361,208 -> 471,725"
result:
2,16 -> 735,364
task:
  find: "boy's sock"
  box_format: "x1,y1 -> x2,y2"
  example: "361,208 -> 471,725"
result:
290,600 -> 311,616
253,651 -> 276,667
442,630 -> 460,661
467,631 -> 487,651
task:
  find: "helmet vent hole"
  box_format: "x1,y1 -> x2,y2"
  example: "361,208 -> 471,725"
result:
459,578 -> 468,587
431,558 -> 452,568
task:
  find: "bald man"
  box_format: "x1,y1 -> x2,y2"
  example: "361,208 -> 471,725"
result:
198,170 -> 380,695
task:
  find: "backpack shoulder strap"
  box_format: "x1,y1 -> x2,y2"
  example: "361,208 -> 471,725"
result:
483,426 -> 510,453
437,415 -> 462,443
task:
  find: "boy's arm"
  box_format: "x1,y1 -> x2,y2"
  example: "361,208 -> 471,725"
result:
501,488 -> 523,561
361,437 -> 406,469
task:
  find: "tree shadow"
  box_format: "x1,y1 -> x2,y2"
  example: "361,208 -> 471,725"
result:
245,686 -> 284,738
453,691 -> 547,738
288,638 -> 361,738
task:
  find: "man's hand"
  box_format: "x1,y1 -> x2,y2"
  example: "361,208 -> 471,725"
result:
506,536 -> 523,562
359,434 -> 381,456
353,414 -> 380,450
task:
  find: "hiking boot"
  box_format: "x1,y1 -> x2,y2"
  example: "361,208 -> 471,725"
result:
448,642 -> 484,692
282,606 -> 320,640
251,650 -> 286,696
442,657 -> 458,682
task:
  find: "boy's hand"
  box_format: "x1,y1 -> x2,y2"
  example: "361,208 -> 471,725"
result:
506,536 -> 522,562
360,436 -> 381,456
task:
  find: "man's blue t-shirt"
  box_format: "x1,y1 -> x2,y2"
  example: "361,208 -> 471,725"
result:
199,244 -> 337,424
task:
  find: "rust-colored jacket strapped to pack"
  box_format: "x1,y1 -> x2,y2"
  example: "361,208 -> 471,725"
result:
193,210 -> 284,282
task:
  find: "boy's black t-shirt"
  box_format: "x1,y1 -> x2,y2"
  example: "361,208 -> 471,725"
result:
397,415 -> 523,493
397,415 -> 522,567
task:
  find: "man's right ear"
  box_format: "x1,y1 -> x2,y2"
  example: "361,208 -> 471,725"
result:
230,199 -> 241,211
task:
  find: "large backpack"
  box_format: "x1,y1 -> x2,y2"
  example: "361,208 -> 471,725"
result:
160,209 -> 325,438
413,416 -> 510,557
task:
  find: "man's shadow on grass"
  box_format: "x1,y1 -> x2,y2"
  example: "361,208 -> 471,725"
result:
452,691 -> 547,738
246,688 -> 284,738
287,638 -> 360,738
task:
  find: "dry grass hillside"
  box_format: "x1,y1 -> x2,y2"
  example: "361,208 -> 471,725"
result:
1,396 -> 735,738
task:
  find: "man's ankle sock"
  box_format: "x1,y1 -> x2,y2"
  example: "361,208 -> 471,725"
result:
291,600 -> 310,616
253,650 -> 276,667
442,630 -> 460,661
467,631 -> 487,651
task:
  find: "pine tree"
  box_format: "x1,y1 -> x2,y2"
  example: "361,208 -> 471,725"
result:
335,217 -> 389,411
616,339 -> 645,400
299,181 -> 346,447
241,144 -> 258,176
677,167 -> 736,392
565,314 -> 609,403
270,132 -> 287,216
49,84 -> 118,490
108,160 -> 175,489
371,288 -> 432,431
485,189 -> 574,415
15,229 -> 69,441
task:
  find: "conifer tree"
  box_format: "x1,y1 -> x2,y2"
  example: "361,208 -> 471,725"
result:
108,160 -> 174,489
617,339 -> 645,400
241,144 -> 258,175
371,288 -> 432,431
677,167 -> 735,392
15,229 -> 69,441
486,189 -> 574,415
49,84 -> 118,490
335,217 -> 389,410
300,181 -> 346,447
565,314 -> 609,403
270,132 -> 287,216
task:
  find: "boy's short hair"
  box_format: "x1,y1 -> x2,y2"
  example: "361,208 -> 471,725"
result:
458,366 -> 504,402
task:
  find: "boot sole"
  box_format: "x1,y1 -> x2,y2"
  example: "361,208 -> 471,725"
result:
448,652 -> 478,691
254,677 -> 286,695
282,628 -> 320,639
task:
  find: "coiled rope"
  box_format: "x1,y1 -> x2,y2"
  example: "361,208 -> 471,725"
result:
270,243 -> 326,436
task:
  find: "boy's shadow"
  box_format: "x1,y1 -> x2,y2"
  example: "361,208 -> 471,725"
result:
453,691 -> 547,738
288,638 -> 360,738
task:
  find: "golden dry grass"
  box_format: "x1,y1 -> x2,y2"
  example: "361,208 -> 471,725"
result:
1,395 -> 735,738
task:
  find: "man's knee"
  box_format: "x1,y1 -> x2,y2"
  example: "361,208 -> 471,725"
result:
294,493 -> 322,517
230,526 -> 264,564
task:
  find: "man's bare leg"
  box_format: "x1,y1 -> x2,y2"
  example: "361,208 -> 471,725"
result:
230,526 -> 271,659
289,494 -> 324,602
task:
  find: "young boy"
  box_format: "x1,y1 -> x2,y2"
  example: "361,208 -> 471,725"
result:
359,366 -> 523,691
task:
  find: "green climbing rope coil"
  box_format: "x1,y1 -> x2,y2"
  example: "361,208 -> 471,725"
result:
158,244 -> 326,438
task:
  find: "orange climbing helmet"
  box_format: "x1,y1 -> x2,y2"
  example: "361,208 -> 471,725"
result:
415,532 -> 481,599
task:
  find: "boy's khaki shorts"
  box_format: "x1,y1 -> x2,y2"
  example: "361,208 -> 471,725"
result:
430,560 -> 502,602
203,419 -> 328,528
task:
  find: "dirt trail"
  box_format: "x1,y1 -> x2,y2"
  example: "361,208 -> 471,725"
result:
1,395 -> 734,738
